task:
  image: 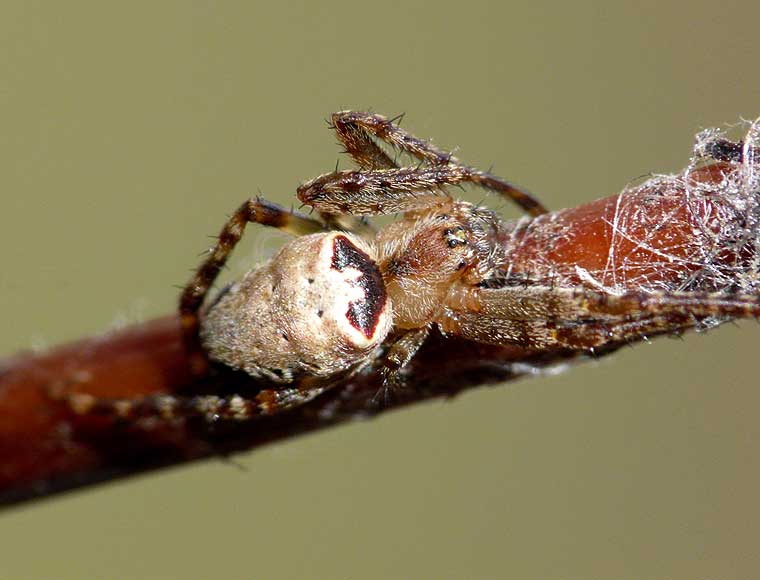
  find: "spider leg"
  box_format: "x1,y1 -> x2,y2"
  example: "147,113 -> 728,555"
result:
443,311 -> 695,351
180,197 -> 325,376
298,166 -> 454,215
298,163 -> 543,216
373,327 -> 430,407
330,111 -> 399,170
66,385 -> 330,423
311,111 -> 409,237
441,286 -> 760,350
382,327 -> 430,381
328,111 -> 548,216
472,287 -> 760,321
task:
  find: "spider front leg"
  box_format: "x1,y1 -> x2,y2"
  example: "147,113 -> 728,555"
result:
441,311 -> 684,351
299,163 -> 548,217
298,166 -> 460,215
328,111 -> 548,216
179,198 -> 325,376
308,111 -> 407,237
441,286 -> 760,350
471,286 -> 760,322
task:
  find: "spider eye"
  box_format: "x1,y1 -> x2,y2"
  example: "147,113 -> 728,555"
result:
443,226 -> 468,248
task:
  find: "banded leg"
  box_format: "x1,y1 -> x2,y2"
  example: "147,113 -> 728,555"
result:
298,164 -> 540,216
180,198 -> 325,375
67,385 -> 330,423
328,111 -> 548,216
441,286 -> 760,350
311,111 -> 403,237
374,326 -> 431,406
446,311 -> 715,352
471,286 -> 760,322
330,111 -> 399,170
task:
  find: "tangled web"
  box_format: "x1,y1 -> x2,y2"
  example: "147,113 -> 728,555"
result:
503,118 -> 760,301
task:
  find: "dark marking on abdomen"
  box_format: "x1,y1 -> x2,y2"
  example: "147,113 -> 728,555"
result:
331,235 -> 387,339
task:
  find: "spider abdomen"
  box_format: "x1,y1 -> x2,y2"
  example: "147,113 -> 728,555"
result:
200,232 -> 392,382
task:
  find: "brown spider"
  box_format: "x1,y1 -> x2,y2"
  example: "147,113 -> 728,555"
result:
71,112 -> 760,423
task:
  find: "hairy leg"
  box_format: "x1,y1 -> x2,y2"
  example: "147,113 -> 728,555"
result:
373,326 -> 430,406
472,286 -> 760,321
330,111 -> 399,170
180,197 -> 325,375
298,163 -> 546,216
327,111 -> 548,216
440,285 -> 760,350
309,111 -> 405,237
66,385 -> 330,423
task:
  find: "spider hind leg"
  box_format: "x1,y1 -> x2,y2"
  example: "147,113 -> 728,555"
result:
179,198 -> 325,376
66,384 -> 331,424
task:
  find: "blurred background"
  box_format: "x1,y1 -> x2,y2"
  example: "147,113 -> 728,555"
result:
1,1 -> 759,578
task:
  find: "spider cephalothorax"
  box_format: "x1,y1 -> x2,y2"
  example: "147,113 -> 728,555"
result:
70,111 -> 760,422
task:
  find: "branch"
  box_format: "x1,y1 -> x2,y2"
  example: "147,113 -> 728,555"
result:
2,123 -> 759,508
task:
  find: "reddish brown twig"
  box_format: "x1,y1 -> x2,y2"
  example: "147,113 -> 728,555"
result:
1,143 -> 758,508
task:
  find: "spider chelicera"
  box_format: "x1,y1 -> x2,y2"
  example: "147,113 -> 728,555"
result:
69,111 -> 760,423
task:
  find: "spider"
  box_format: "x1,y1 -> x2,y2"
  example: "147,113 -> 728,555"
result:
70,111 -> 760,423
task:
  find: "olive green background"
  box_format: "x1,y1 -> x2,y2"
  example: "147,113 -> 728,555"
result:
1,2 -> 759,578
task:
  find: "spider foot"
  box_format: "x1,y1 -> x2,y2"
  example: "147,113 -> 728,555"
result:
369,367 -> 411,410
